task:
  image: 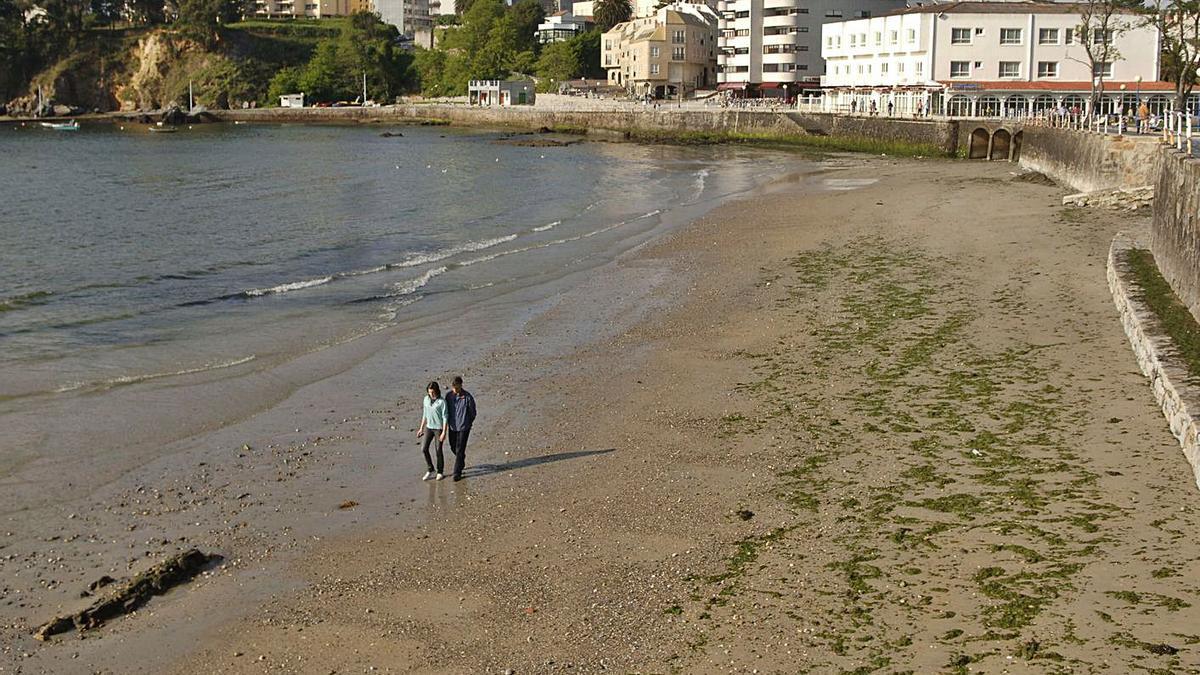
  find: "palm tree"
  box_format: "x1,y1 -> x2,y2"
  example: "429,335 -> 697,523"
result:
594,0 -> 632,31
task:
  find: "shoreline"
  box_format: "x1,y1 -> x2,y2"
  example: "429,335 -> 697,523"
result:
161,155 -> 1200,673
1,104 -> 962,157
0,150 -> 836,672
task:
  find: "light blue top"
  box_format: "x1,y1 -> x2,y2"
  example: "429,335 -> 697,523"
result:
423,395 -> 447,430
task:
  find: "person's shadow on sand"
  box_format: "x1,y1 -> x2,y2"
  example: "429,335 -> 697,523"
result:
462,448 -> 615,479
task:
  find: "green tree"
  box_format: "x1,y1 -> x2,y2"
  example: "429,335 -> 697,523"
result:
534,39 -> 578,91
267,65 -> 303,102
508,0 -> 545,53
1149,0 -> 1200,112
1072,0 -> 1143,116
127,0 -> 166,24
593,0 -> 631,31
569,28 -> 603,78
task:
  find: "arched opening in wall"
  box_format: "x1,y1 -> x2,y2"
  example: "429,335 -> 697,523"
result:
1063,94 -> 1087,115
968,128 -> 990,159
1003,96 -> 1028,118
1098,96 -> 1121,116
947,95 -> 971,117
977,96 -> 1001,118
1146,95 -> 1170,116
1189,93 -> 1200,115
1032,95 -> 1055,114
1120,93 -> 1138,116
990,129 -> 1011,161
1011,131 -> 1023,161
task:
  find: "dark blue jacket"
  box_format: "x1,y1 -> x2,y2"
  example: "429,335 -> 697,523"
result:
444,389 -> 477,431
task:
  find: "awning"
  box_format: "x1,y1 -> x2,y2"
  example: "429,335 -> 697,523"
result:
717,82 -> 747,91
757,82 -> 783,90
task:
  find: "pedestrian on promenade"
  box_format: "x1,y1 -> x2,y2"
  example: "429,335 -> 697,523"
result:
444,376 -> 477,482
887,101 -> 894,117
869,100 -> 877,116
1137,101 -> 1150,134
416,381 -> 447,481
851,99 -> 857,115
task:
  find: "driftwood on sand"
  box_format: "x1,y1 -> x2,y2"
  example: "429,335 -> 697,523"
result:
34,548 -> 220,641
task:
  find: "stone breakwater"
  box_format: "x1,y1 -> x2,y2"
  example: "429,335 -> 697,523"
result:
1108,231 -> 1200,490
211,105 -> 961,155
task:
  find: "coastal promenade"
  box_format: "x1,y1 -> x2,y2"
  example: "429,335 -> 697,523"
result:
163,156 -> 1200,673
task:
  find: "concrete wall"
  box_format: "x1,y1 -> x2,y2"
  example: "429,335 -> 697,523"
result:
1019,127 -> 1161,193
1150,148 -> 1200,325
210,105 -> 961,154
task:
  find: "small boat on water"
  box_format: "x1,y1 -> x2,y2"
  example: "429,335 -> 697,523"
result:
148,122 -> 178,133
40,120 -> 79,131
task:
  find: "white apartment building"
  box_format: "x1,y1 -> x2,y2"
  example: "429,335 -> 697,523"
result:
820,1 -> 1168,117
253,0 -> 370,19
375,0 -> 434,37
538,11 -> 591,42
715,0 -> 907,94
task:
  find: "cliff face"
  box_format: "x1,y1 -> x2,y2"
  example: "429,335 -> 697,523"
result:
6,27 -> 282,115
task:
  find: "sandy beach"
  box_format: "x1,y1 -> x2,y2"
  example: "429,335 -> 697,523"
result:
8,153 -> 1200,674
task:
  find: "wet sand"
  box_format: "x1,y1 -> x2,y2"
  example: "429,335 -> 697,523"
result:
11,156 -> 1200,674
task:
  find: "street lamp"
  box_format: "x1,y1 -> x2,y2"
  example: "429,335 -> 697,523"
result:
1135,75 -> 1143,133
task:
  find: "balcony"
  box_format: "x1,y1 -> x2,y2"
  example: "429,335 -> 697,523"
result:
762,0 -> 800,8
762,14 -> 801,28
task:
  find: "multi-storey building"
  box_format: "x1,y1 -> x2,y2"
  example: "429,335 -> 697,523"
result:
715,0 -> 906,95
820,1 -> 1168,116
254,0 -> 371,18
375,0 -> 434,37
538,11 -> 591,43
603,3 -> 719,97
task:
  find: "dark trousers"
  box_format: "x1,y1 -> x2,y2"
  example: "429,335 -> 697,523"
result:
448,427 -> 471,478
421,428 -> 444,474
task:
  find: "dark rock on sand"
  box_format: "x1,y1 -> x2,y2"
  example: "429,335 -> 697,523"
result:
380,131 -> 404,138
35,549 -> 220,641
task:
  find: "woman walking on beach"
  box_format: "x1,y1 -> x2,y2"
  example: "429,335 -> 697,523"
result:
416,381 -> 447,481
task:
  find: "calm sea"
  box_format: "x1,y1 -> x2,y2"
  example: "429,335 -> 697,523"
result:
0,122 -> 801,402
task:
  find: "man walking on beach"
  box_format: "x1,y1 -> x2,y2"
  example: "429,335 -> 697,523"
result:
444,376 -> 477,482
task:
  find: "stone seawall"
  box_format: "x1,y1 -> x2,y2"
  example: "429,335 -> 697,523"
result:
1108,231 -> 1200,490
1018,127 -> 1160,192
1151,148 -> 1200,325
211,105 -> 961,155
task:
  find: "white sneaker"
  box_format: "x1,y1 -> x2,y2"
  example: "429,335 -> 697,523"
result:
435,473 -> 446,481
422,471 -> 435,481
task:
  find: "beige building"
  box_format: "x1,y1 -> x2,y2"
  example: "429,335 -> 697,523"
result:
603,3 -> 719,97
254,0 -> 371,18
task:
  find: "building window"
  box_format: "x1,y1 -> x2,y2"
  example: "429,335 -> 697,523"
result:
951,28 -> 971,44
1093,61 -> 1113,77
849,34 -> 856,47
605,40 -> 612,49
1037,61 -> 1058,78
907,29 -> 915,43
897,62 -> 904,72
1093,29 -> 1111,44
672,46 -> 685,60
1038,28 -> 1058,44
889,30 -> 898,44
650,64 -> 659,74
880,62 -> 889,73
826,36 -> 833,48
734,10 -> 748,17
915,61 -> 923,75
734,28 -> 749,36
1000,28 -> 1021,45
672,30 -> 684,44
824,9 -> 842,17
950,60 -> 970,78
734,47 -> 748,54
859,33 -> 866,44
651,46 -> 659,57
874,32 -> 881,45
1065,28 -> 1074,44
999,61 -> 1020,78
854,10 -> 869,18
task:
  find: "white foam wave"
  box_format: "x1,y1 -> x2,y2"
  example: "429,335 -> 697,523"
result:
392,266 -> 447,297
533,220 -> 561,232
245,276 -> 333,297
392,234 -> 518,269
55,355 -> 256,394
